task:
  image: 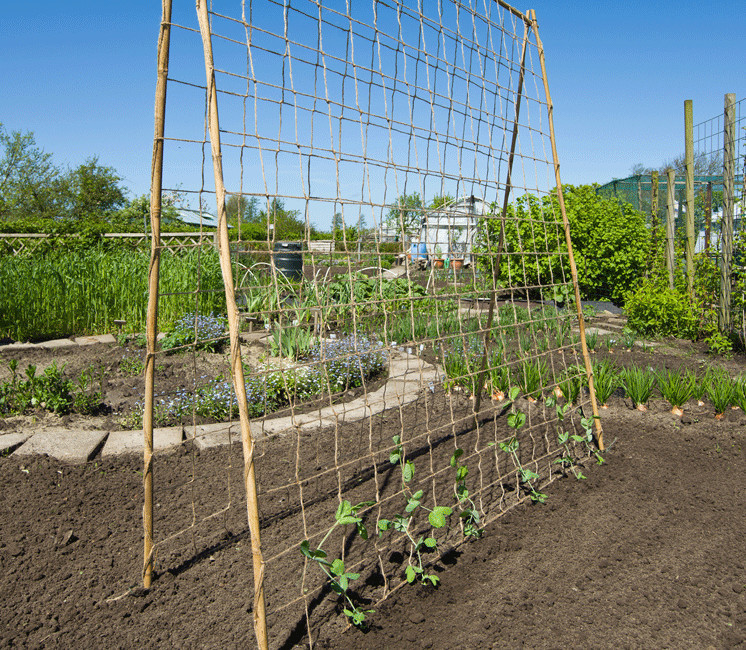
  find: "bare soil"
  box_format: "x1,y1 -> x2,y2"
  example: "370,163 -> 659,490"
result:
1,323 -> 746,648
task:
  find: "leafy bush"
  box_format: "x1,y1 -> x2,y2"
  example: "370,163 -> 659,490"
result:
624,278 -> 698,339
475,185 -> 650,304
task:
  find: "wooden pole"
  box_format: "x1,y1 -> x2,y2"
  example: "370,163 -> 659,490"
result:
195,3 -> 269,649
665,169 -> 676,290
650,171 -> 659,275
720,93 -> 736,331
473,16 -> 530,416
705,181 -> 712,253
530,10 -> 603,450
684,100 -> 695,296
143,0 -> 173,590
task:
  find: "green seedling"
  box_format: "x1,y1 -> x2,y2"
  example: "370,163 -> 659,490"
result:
585,329 -> 598,352
546,395 -> 586,480
450,449 -> 482,538
498,399 -> 546,503
379,436 -> 452,586
706,369 -> 736,419
591,359 -> 618,407
300,499 -> 375,628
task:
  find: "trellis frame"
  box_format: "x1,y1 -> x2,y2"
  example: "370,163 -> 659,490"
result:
144,3 -> 603,648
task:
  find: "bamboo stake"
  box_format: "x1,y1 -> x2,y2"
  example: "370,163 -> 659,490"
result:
473,16 -> 530,416
684,100 -> 695,297
530,10 -> 603,450
143,0 -> 173,590
195,2 -> 268,648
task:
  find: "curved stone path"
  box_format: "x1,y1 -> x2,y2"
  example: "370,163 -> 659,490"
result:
0,347 -> 440,464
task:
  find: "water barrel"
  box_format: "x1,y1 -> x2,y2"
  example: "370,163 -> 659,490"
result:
273,241 -> 303,280
410,242 -> 428,260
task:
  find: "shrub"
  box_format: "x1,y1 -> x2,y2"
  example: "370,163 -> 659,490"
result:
624,278 -> 698,339
475,185 -> 650,304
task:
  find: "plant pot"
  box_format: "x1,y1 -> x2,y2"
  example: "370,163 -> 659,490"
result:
433,258 -> 445,269
451,258 -> 464,270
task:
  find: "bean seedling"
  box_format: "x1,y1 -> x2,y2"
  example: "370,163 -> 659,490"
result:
498,388 -> 547,503
378,435 -> 452,586
450,449 -> 482,538
300,499 -> 375,627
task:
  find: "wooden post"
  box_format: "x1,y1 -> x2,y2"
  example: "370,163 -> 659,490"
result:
705,182 -> 712,253
530,10 -> 603,450
473,14 -> 530,417
650,171 -> 659,275
143,0 -> 173,590
684,100 -> 695,296
720,93 -> 736,331
666,169 -> 676,290
196,3 -> 269,649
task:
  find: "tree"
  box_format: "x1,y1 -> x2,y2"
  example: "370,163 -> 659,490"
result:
225,194 -> 259,226
58,157 -> 127,222
629,151 -> 723,177
383,192 -> 424,239
429,194 -> 455,210
0,123 -> 60,221
115,194 -> 183,230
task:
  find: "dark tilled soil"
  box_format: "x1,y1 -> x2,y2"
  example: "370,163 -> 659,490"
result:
1,391 -> 745,648
2,321 -> 746,648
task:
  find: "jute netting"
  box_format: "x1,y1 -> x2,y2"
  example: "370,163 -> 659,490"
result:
144,1 -> 603,647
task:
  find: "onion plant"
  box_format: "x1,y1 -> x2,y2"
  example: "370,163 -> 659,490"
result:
655,368 -> 695,415
590,359 -> 618,407
706,369 -> 736,418
514,358 -> 548,402
620,366 -> 656,411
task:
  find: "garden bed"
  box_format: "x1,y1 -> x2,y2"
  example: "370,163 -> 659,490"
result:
1,370 -> 745,647
1,322 -> 746,647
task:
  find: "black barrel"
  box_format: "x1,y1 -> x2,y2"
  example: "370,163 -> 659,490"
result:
273,241 -> 303,280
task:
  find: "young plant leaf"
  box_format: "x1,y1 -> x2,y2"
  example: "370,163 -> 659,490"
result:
405,565 -> 416,583
428,505 -> 453,528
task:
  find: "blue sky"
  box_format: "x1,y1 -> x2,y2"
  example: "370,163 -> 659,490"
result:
2,1 -> 743,229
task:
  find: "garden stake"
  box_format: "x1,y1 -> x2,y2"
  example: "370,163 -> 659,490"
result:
142,0 -> 172,591
197,2 -> 268,646
531,9 -> 604,449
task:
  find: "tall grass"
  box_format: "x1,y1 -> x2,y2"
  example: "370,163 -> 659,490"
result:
0,246 -> 225,341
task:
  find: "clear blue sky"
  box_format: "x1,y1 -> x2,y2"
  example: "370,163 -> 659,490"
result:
2,1 -> 743,229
